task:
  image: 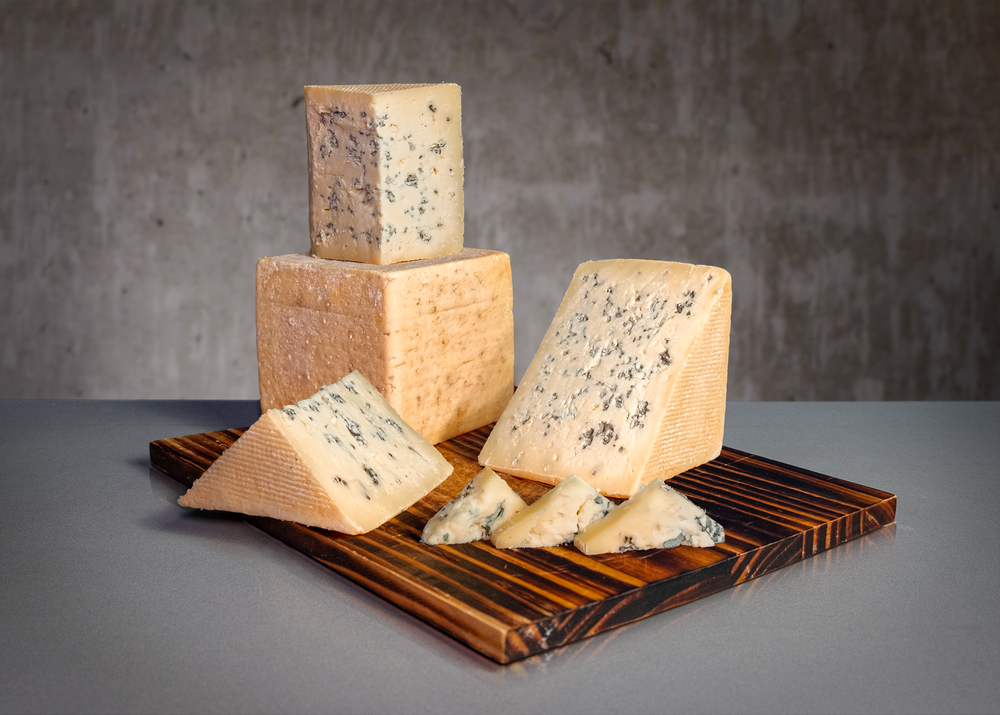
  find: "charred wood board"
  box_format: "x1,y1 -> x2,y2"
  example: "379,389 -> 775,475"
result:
149,424 -> 896,664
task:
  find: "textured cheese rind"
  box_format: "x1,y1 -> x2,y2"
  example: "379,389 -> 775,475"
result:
478,260 -> 732,497
421,467 -> 527,545
489,475 -> 615,549
178,371 -> 453,534
573,479 -> 724,555
305,83 -> 464,265
256,249 -> 514,444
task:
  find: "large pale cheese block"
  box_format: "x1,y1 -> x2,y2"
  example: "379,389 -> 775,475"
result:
479,259 -> 731,497
573,479 -> 725,555
256,248 -> 514,445
489,475 -> 616,549
305,83 -> 464,265
178,371 -> 453,534
421,467 -> 527,545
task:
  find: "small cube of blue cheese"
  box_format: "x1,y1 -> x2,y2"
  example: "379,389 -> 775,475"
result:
421,467 -> 527,545
573,479 -> 724,554
178,371 -> 453,534
490,475 -> 615,549
305,83 -> 464,265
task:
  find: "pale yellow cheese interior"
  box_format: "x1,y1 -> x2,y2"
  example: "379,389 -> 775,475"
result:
256,249 -> 514,445
305,83 -> 464,265
479,259 -> 731,497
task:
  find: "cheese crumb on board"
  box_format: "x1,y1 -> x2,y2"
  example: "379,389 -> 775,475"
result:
421,467 -> 527,545
305,83 -> 464,265
256,248 -> 514,445
574,479 -> 724,554
479,259 -> 732,497
490,475 -> 615,549
178,371 -> 453,535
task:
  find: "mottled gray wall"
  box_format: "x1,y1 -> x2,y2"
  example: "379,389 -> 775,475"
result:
2,1 -> 998,400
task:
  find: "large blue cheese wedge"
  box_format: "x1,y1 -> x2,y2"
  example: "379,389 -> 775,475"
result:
479,260 -> 732,497
305,83 -> 464,265
421,467 -> 527,545
573,479 -> 724,554
178,371 -> 453,535
489,475 -> 615,549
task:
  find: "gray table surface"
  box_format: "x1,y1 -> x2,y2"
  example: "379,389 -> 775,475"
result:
1,399 -> 998,715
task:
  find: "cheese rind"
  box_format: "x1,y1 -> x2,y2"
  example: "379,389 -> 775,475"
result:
256,249 -> 514,445
178,371 -> 453,534
478,260 -> 732,497
489,475 -> 615,549
305,83 -> 464,265
573,479 -> 724,554
421,467 -> 527,545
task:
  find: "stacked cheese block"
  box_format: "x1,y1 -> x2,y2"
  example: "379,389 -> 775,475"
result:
180,84 -> 515,533
259,83 -> 514,446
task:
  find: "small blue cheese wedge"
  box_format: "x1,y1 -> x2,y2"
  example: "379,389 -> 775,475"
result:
178,371 -> 453,535
573,479 -> 724,555
490,474 -> 616,549
421,467 -> 527,545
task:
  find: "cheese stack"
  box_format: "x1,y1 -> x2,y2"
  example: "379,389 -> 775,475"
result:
257,84 -> 514,444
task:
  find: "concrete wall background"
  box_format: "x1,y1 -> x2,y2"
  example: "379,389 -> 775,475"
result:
2,0 -> 997,400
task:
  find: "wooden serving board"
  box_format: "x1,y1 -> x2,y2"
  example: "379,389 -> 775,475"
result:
150,425 -> 896,664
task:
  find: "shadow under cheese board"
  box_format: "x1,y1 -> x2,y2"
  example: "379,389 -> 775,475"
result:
149,423 -> 896,664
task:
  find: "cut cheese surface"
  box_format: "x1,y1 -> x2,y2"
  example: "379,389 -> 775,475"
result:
256,249 -> 514,445
574,479 -> 725,554
479,260 -> 732,497
305,83 -> 464,265
421,467 -> 527,545
489,475 -> 615,549
178,371 -> 453,535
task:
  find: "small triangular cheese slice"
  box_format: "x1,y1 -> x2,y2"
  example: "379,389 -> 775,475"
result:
479,260 -> 731,497
178,371 -> 453,534
490,474 -> 615,549
573,479 -> 724,555
421,467 -> 527,545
